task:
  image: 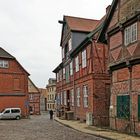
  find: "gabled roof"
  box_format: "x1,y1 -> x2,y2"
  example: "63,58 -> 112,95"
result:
28,78 -> 40,93
0,47 -> 15,59
0,47 -> 29,75
53,62 -> 63,73
70,15 -> 106,58
97,0 -> 118,43
59,15 -> 99,46
64,16 -> 99,32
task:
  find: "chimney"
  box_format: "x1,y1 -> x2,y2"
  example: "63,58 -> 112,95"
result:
106,5 -> 111,14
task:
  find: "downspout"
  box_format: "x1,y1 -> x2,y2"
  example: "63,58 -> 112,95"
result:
128,64 -> 133,133
72,58 -> 76,119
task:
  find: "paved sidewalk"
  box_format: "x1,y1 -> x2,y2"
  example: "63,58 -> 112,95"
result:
54,117 -> 140,140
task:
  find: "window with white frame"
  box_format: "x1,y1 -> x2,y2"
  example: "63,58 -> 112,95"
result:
57,72 -> 59,82
82,49 -> 87,68
0,60 -> 9,68
83,85 -> 88,108
61,92 -> 63,105
62,47 -> 64,59
124,23 -> 137,46
30,94 -> 33,100
58,70 -> 61,81
64,91 -> 67,105
57,93 -> 60,105
75,56 -> 79,72
71,89 -> 74,106
70,61 -> 73,76
69,38 -> 72,51
76,87 -> 80,107
63,68 -> 65,79
66,65 -> 69,83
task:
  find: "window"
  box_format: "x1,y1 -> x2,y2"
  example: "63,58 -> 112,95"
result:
63,68 -> 65,79
71,89 -> 74,106
57,93 -> 60,105
83,85 -> 88,108
57,72 -> 59,82
65,44 -> 69,59
75,56 -> 79,72
11,109 -> 20,113
124,23 -> 137,46
30,94 -> 33,100
117,95 -> 130,119
61,92 -> 63,105
68,38 -> 72,51
66,65 -> 69,83
4,110 -> 10,114
59,70 -> 62,81
82,49 -> 87,68
76,87 -> 80,107
70,61 -> 73,76
62,47 -> 64,59
64,91 -> 67,105
0,60 -> 9,68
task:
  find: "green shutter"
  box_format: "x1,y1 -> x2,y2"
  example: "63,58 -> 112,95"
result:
117,95 -> 130,119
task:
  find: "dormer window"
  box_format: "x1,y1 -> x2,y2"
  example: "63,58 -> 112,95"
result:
124,22 -> 137,46
0,60 -> 9,68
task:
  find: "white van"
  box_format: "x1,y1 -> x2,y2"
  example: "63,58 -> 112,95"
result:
0,108 -> 21,120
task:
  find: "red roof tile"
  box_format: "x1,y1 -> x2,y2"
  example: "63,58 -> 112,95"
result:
64,16 -> 99,32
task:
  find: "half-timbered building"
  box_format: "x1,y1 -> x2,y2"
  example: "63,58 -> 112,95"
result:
53,15 -> 110,126
28,78 -> 40,115
98,0 -> 140,134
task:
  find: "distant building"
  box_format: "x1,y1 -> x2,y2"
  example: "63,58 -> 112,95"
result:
0,47 -> 29,117
39,88 -> 48,112
46,78 -> 56,111
28,78 -> 40,115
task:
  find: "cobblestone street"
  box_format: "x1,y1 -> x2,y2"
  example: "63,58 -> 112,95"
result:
0,113 -> 106,140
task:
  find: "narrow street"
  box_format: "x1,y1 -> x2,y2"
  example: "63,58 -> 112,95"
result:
0,113 -> 106,140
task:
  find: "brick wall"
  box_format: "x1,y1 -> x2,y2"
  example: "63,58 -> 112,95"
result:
0,59 -> 29,117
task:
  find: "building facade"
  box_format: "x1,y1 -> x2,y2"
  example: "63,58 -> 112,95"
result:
0,47 -> 29,117
53,16 -> 110,126
46,78 -> 56,111
98,0 -> 140,134
39,88 -> 48,112
28,78 -> 40,115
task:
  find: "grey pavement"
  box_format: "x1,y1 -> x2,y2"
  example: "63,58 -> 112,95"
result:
55,117 -> 140,140
0,112 -> 106,140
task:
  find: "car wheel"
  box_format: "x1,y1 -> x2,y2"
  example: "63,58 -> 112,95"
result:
16,116 -> 20,120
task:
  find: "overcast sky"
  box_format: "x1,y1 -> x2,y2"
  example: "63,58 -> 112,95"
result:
0,0 -> 112,88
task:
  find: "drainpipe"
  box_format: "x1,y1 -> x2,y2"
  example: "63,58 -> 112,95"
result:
128,63 -> 133,133
72,59 -> 76,119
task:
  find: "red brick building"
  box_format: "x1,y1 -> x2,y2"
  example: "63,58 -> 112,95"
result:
28,78 -> 40,115
53,16 -> 110,126
0,47 -> 29,117
98,0 -> 140,134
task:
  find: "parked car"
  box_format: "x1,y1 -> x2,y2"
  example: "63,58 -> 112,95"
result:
0,108 -> 21,120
